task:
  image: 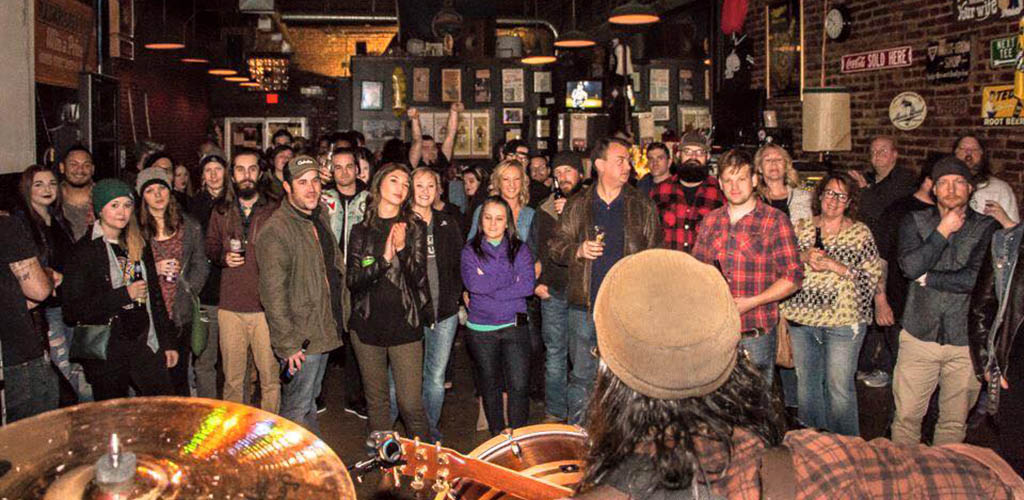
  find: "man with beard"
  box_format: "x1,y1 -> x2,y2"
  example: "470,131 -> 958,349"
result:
692,150 -> 802,385
257,155 -> 345,435
954,135 -> 1019,229
549,138 -> 662,424
320,147 -> 370,419
527,154 -> 553,209
531,151 -> 585,422
892,157 -> 998,446
635,142 -> 673,196
206,147 -> 281,413
651,132 -> 725,252
59,145 -> 96,241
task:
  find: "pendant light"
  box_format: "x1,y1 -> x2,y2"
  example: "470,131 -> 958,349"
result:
608,1 -> 660,26
144,0 -> 185,50
179,0 -> 209,63
555,0 -> 595,48
224,76 -> 250,82
520,0 -> 558,65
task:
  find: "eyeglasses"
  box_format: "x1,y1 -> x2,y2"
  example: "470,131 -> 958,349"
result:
870,148 -> 892,156
823,189 -> 850,202
680,148 -> 706,157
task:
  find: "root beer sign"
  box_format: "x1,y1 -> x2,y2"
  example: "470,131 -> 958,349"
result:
841,46 -> 913,74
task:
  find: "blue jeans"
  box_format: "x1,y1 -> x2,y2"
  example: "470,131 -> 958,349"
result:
567,308 -> 598,425
45,306 -> 92,401
791,323 -> 865,436
540,292 -> 570,420
740,327 -> 777,388
280,352 -> 330,436
4,355 -> 59,424
466,325 -> 530,435
403,315 -> 458,442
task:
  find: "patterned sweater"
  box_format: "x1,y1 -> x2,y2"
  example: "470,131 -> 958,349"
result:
781,218 -> 882,327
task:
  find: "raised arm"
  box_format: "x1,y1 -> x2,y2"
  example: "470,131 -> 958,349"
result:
440,103 -> 462,161
408,107 -> 423,167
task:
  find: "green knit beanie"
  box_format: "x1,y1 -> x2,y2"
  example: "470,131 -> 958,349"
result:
92,178 -> 134,215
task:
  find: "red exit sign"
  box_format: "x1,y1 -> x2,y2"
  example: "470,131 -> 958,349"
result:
266,93 -> 279,104
841,46 -> 913,74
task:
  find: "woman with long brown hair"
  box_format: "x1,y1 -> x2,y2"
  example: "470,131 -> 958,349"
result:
136,167 -> 209,396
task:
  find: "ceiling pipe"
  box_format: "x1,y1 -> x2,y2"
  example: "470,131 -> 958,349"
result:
278,13 -> 559,39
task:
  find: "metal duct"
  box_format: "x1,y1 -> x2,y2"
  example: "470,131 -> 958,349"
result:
278,13 -> 558,39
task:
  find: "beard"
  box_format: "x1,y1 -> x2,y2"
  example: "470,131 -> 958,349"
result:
677,160 -> 708,183
236,181 -> 257,199
65,177 -> 92,188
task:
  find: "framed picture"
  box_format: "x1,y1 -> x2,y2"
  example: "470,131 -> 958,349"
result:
534,71 -> 552,93
536,119 -> 550,138
537,106 -> 548,117
474,69 -> 491,102
505,128 -> 522,142
652,105 -> 670,121
678,105 -> 712,133
502,68 -> 525,103
766,0 -> 804,99
679,69 -> 695,101
470,111 -> 491,157
454,112 -> 471,156
503,107 -> 523,124
442,69 -> 461,102
360,81 -> 383,110
413,67 -> 430,102
650,68 -> 670,102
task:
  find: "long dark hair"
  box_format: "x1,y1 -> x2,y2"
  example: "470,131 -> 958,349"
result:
138,184 -> 184,240
577,354 -> 786,495
470,196 -> 522,263
365,162 -> 414,225
18,165 -> 68,256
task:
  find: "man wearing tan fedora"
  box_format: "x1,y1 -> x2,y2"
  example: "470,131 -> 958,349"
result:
570,249 -> 1022,499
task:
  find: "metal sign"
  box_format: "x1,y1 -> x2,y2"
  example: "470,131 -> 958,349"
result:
889,92 -> 927,131
841,46 -> 913,74
982,85 -> 1024,126
927,38 -> 971,84
991,35 -> 1020,67
955,0 -> 1023,22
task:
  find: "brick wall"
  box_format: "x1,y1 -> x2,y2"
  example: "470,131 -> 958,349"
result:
744,0 -> 1022,200
111,55 -> 212,171
288,25 -> 397,78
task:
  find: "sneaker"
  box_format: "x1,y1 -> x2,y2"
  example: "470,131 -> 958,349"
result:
344,403 -> 368,420
316,396 -> 327,414
856,370 -> 869,381
861,370 -> 891,388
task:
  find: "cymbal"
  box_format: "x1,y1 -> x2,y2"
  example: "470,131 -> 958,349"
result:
0,396 -> 355,499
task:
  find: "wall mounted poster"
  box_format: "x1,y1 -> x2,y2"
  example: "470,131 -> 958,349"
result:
982,85 -> 1024,126
766,0 -> 803,98
454,113 -> 471,156
679,69 -> 695,101
474,69 -> 491,102
650,68 -> 670,102
955,0 -> 1022,22
534,71 -> 552,93
926,38 -> 970,84
652,105 -> 670,121
360,81 -> 383,110
413,67 -> 430,102
471,112 -> 490,156
441,69 -> 461,102
419,113 -> 436,139
502,68 -> 525,103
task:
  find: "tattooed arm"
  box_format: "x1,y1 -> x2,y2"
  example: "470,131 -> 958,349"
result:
10,256 -> 53,307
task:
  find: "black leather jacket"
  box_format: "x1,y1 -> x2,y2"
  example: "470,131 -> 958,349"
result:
347,213 -> 430,346
969,226 -> 1024,380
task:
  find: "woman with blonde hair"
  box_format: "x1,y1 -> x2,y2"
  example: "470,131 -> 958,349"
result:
755,144 -> 812,222
467,159 -> 535,242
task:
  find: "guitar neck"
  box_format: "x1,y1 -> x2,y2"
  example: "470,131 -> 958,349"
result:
444,455 -> 575,499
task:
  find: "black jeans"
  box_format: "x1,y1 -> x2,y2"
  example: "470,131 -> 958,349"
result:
82,331 -> 174,401
466,324 -> 531,435
996,328 -> 1024,474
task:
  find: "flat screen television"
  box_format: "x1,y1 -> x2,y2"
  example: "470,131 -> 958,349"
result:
565,81 -> 603,109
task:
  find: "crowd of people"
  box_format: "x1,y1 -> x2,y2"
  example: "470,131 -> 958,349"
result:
2,101 -> 1024,494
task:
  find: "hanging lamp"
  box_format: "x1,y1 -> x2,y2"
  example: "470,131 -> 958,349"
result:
608,1 -> 660,26
555,0 -> 595,48
179,0 -> 209,63
144,0 -> 185,50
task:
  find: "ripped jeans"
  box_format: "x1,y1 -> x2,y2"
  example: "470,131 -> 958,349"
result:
790,322 -> 866,436
45,306 -> 92,402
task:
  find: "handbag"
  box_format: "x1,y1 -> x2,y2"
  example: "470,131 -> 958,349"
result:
775,316 -> 794,369
70,321 -> 113,361
178,260 -> 209,356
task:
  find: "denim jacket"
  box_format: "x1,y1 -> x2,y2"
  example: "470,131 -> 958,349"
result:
898,207 -> 997,346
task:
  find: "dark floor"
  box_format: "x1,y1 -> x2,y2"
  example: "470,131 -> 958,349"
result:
314,328 -> 1001,499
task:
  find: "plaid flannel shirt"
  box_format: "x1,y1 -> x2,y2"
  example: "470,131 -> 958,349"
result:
681,428 -> 1013,499
649,175 -> 725,252
691,201 -> 803,331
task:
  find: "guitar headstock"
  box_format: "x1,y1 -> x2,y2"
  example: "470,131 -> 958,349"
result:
394,435 -> 466,495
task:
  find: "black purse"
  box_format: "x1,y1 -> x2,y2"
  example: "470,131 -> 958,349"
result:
70,320 -> 113,361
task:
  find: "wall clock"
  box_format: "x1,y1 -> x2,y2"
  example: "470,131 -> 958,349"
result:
825,5 -> 851,42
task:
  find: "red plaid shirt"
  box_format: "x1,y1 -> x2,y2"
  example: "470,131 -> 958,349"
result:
691,200 -> 803,331
671,428 -> 1014,499
649,175 -> 725,252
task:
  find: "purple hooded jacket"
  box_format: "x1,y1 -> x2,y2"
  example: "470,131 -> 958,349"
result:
461,238 -> 535,326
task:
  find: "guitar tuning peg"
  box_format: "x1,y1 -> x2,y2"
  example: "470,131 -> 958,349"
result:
391,465 -> 401,487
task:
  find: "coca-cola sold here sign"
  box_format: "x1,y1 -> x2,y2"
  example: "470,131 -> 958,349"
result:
841,46 -> 913,74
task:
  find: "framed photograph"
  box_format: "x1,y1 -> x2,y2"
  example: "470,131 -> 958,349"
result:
474,69 -> 491,102
536,119 -> 551,138
502,68 -> 525,103
454,113 -> 471,156
360,81 -> 383,110
537,106 -> 548,117
650,68 -> 670,102
470,112 -> 491,157
413,67 -> 430,102
534,71 -> 552,93
766,0 -> 804,98
652,105 -> 670,122
503,107 -> 524,124
679,69 -> 695,101
678,105 -> 712,133
505,128 -> 522,142
441,69 -> 461,103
